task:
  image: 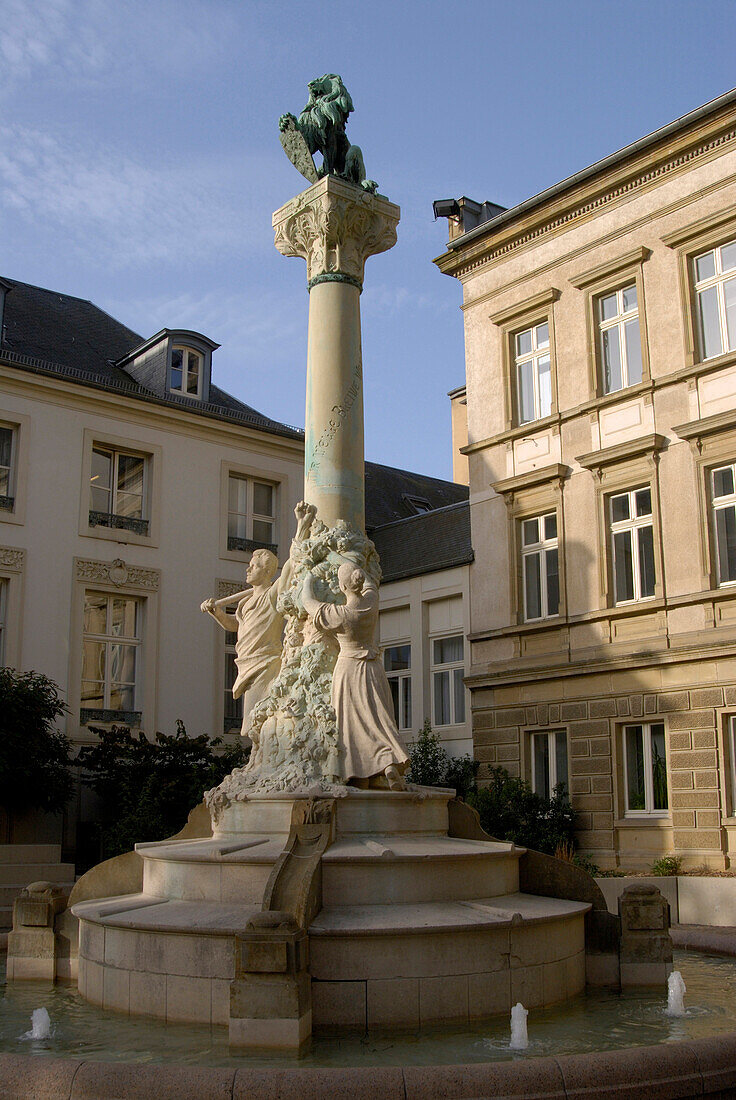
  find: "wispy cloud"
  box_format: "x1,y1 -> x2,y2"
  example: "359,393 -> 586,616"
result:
0,0 -> 107,88
0,124 -> 280,268
0,0 -> 236,95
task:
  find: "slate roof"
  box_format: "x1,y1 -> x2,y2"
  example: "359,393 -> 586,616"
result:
364,460 -> 468,529
371,501 -> 473,583
0,277 -> 302,439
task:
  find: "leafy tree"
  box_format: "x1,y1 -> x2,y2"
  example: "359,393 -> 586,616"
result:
406,720 -> 479,799
0,667 -> 73,817
78,721 -> 249,859
467,767 -> 576,856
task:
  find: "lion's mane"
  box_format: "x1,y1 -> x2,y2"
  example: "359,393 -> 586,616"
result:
298,74 -> 353,142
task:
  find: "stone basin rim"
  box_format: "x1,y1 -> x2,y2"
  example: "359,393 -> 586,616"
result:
3,1029 -> 736,1100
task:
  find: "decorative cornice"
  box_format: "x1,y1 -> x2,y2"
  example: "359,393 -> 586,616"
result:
569,246 -> 652,290
492,463 -> 571,496
673,411 -> 736,448
438,124 -> 736,282
0,545 -> 25,572
273,176 -> 400,287
75,556 -> 160,590
661,207 -> 736,249
489,287 -> 561,327
576,432 -> 667,473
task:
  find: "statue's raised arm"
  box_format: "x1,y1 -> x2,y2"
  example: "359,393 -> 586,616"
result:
279,74 -> 377,194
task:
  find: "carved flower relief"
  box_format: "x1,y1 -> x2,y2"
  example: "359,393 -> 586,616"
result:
74,557 -> 160,590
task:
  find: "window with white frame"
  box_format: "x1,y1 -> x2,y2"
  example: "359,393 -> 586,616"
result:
170,346 -> 203,397
609,487 -> 656,604
515,321 -> 551,424
711,463 -> 736,586
89,445 -> 148,535
223,606 -> 242,733
431,635 -> 465,727
81,592 -> 141,714
623,722 -> 668,815
0,424 -> 16,511
383,644 -> 411,731
728,716 -> 736,814
521,512 -> 559,621
693,238 -> 736,360
0,578 -> 6,664
531,730 -> 568,800
227,475 -> 277,553
598,284 -> 643,393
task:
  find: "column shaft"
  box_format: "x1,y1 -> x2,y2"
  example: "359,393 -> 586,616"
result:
305,282 -> 364,532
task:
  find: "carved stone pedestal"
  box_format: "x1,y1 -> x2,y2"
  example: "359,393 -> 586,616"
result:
7,881 -> 67,981
619,882 -> 673,986
229,913 -> 311,1052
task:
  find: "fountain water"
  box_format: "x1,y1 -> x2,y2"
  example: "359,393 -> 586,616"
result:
666,970 -> 687,1017
20,1007 -> 52,1041
509,1002 -> 529,1050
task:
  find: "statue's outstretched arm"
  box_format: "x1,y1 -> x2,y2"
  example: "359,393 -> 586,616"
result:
275,501 -> 317,597
200,598 -> 239,632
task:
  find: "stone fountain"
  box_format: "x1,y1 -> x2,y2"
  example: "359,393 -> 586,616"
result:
8,77 -> 667,1055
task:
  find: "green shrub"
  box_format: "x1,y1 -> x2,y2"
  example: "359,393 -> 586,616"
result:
78,721 -> 249,859
0,667 -> 72,817
466,767 -> 576,856
651,854 -> 682,876
405,720 -> 479,799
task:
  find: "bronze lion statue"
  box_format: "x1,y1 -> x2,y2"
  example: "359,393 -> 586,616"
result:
279,74 -> 377,193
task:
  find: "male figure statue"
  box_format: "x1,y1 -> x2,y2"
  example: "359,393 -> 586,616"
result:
200,501 -> 316,735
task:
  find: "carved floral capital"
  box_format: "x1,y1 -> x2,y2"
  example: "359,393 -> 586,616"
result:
273,176 -> 399,287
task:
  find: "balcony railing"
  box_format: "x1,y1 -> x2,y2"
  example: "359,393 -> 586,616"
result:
89,510 -> 149,536
0,495 -> 14,511
227,536 -> 278,554
80,707 -> 142,727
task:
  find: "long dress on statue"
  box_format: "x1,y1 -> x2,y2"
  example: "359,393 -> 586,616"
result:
312,578 -> 409,782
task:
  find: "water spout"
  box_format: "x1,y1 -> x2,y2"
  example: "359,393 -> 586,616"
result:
509,1002 -> 529,1049
665,970 -> 686,1017
21,1007 -> 53,1041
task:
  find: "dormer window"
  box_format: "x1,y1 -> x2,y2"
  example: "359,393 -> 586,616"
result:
170,346 -> 203,398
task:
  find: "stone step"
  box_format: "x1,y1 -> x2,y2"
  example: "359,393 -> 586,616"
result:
0,844 -> 62,863
140,836 -> 283,904
321,836 -> 523,906
0,862 -> 76,885
309,892 -> 590,983
213,786 -> 456,841
137,833 -> 523,908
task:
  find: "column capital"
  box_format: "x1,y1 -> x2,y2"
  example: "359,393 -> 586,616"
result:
273,177 -> 400,289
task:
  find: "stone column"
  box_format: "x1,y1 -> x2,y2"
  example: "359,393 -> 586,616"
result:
273,177 -> 399,533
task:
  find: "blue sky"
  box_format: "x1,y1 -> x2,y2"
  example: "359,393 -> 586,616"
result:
2,0 -> 735,478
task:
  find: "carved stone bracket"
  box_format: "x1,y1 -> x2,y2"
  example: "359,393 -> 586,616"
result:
75,557 -> 160,590
0,546 -> 25,573
273,176 -> 399,288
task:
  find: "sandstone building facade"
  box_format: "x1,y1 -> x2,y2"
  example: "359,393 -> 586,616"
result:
435,88 -> 736,869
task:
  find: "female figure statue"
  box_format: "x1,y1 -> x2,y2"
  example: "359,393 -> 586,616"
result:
301,562 -> 409,789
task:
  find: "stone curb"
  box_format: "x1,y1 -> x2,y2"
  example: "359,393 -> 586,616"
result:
671,923 -> 736,957
2,1034 -> 736,1100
